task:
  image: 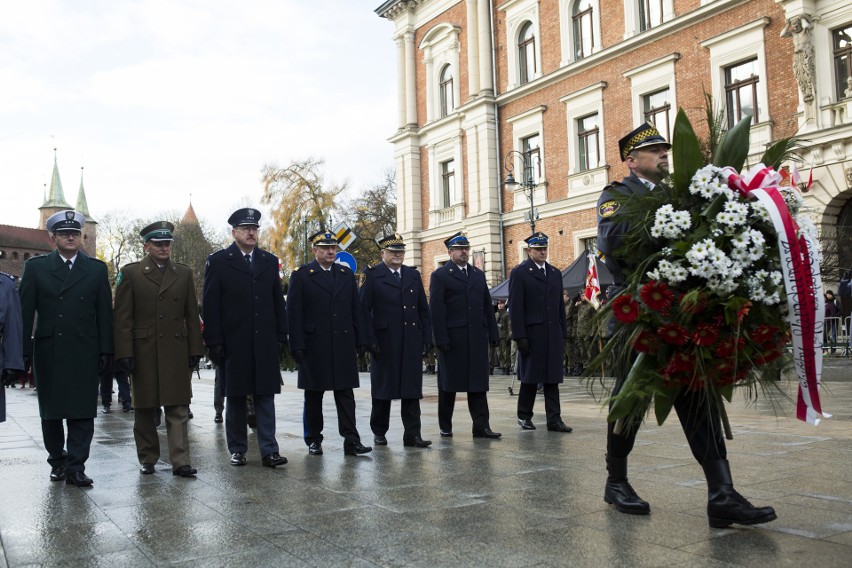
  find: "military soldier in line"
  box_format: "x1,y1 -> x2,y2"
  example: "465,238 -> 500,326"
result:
113,222 -> 203,477
287,231 -> 372,457
429,232 -> 501,440
597,123 -> 775,527
360,233 -> 433,448
203,208 -> 289,469
509,232 -> 572,433
495,299 -> 511,374
576,295 -> 597,373
1,272 -> 24,422
19,210 -> 114,487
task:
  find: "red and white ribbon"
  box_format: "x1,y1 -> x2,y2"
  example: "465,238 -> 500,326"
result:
723,164 -> 827,424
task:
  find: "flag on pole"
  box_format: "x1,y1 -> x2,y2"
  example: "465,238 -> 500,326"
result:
584,253 -> 601,309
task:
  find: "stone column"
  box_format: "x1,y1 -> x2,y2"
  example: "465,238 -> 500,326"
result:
477,0 -> 493,93
405,31 -> 417,125
396,36 -> 407,129
466,0 -> 480,97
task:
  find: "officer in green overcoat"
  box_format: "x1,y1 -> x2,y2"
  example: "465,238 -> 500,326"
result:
19,210 -> 114,487
113,221 -> 204,477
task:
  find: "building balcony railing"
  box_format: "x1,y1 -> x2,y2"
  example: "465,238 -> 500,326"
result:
429,203 -> 465,228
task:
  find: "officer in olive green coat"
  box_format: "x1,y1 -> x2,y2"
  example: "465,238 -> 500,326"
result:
113,221 -> 204,477
19,210 -> 114,487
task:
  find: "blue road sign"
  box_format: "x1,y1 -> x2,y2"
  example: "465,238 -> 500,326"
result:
335,251 -> 357,273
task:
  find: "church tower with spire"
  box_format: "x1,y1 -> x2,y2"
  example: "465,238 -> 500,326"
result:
75,167 -> 97,256
38,149 -> 73,230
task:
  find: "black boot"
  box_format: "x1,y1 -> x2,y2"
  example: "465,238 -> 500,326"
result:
703,459 -> 776,528
604,455 -> 650,515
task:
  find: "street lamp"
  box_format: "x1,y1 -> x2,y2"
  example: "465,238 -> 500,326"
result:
504,150 -> 538,233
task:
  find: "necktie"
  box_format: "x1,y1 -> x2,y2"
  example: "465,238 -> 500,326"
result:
394,270 -> 401,282
66,259 -> 72,270
244,254 -> 252,272
541,267 -> 546,277
461,266 -> 468,277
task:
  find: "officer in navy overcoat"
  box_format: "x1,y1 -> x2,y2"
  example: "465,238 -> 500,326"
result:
0,272 -> 24,422
202,208 -> 288,468
360,233 -> 432,448
509,232 -> 572,433
287,231 -> 372,457
429,232 -> 500,439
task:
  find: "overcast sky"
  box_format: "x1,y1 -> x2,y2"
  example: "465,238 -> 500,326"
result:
0,0 -> 396,231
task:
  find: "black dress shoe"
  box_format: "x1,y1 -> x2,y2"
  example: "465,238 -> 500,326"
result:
308,442 -> 323,455
65,471 -> 93,487
49,466 -> 66,481
122,403 -> 133,412
230,452 -> 247,466
344,442 -> 373,456
547,421 -> 573,433
101,405 -> 111,414
140,463 -> 155,475
247,412 -> 257,429
472,428 -> 502,439
439,429 -> 453,437
214,412 -> 223,423
403,436 -> 432,448
518,418 -> 536,430
262,453 -> 288,467
187,408 -> 194,419
172,465 -> 197,477
374,435 -> 388,446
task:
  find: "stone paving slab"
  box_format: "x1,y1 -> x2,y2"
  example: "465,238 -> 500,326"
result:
1,363 -> 851,567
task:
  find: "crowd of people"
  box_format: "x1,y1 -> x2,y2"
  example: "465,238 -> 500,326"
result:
2,123 -> 818,529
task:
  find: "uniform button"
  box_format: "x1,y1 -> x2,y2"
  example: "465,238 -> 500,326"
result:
159,296 -> 163,300
58,332 -> 63,336
59,296 -> 64,300
159,315 -> 164,319
58,314 -> 63,318
159,334 -> 163,337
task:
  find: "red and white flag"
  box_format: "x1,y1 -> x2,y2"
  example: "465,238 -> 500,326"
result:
584,253 -> 601,309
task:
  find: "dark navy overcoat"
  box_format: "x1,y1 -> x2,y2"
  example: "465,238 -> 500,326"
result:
429,262 -> 498,393
360,263 -> 431,400
287,260 -> 367,391
509,258 -> 568,384
202,243 -> 287,397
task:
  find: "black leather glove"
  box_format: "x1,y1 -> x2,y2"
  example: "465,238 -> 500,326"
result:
117,357 -> 135,375
516,338 -> 530,356
423,342 -> 434,357
208,344 -> 225,367
292,350 -> 305,364
490,340 -> 499,348
437,343 -> 450,352
278,341 -> 290,359
367,344 -> 380,357
189,355 -> 201,369
98,354 -> 114,375
23,355 -> 31,374
2,369 -> 20,387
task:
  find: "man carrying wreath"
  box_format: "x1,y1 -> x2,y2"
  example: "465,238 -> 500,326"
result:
596,123 -> 776,528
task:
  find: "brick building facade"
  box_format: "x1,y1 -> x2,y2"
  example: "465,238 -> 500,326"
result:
375,0 -> 852,290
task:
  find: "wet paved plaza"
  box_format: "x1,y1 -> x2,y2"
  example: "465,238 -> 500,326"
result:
1,360 -> 851,567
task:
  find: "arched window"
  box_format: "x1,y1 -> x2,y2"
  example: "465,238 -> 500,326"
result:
439,64 -> 454,117
0,250 -> 5,259
12,252 -> 19,260
572,0 -> 594,60
518,22 -> 536,85
23,253 -> 30,260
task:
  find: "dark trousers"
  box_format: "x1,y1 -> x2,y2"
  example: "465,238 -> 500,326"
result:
437,387 -> 490,433
213,367 -> 224,413
226,394 -> 278,456
134,405 -> 190,469
99,372 -> 131,407
41,418 -> 94,474
370,398 -> 421,440
303,389 -> 360,446
517,382 -> 561,424
607,373 -> 726,463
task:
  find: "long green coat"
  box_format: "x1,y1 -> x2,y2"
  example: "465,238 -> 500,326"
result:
113,256 -> 203,408
19,250 -> 114,420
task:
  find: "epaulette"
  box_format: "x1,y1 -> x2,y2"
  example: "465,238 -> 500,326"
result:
90,257 -> 107,265
0,272 -> 15,282
26,255 -> 48,264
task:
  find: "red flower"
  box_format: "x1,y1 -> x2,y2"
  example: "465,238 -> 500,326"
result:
632,330 -> 660,353
657,323 -> 688,345
640,281 -> 674,314
751,324 -> 781,346
613,294 -> 641,323
737,302 -> 752,324
680,291 -> 709,315
692,323 -> 720,346
664,352 -> 694,373
715,336 -> 745,358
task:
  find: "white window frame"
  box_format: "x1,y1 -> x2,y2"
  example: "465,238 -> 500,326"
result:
560,0 -> 602,65
428,136 -> 465,227
561,82 -> 608,200
624,53 -> 679,140
507,105 -> 547,212
501,0 -> 542,90
419,23 -> 461,123
701,18 -> 772,155
623,0 -> 675,40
